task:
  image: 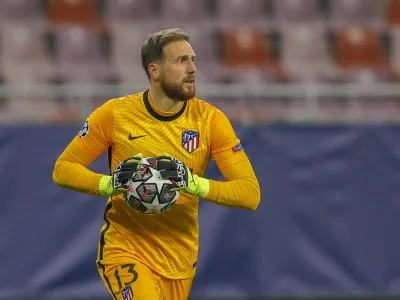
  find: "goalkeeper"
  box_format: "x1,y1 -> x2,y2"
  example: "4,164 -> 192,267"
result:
53,28 -> 260,300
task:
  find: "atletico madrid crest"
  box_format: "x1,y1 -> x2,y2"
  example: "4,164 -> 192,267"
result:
182,130 -> 199,153
122,285 -> 133,300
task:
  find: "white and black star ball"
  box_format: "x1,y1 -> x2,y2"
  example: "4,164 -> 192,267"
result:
78,119 -> 89,138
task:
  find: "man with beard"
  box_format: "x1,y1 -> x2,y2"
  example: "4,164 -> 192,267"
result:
53,28 -> 260,300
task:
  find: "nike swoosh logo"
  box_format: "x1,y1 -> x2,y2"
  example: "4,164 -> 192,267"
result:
128,134 -> 147,140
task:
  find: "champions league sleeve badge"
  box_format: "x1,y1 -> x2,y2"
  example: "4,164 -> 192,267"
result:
78,119 -> 89,138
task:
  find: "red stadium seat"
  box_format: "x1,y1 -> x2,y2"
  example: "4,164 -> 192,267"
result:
48,0 -> 101,25
335,27 -> 389,70
222,28 -> 278,68
387,0 -> 400,26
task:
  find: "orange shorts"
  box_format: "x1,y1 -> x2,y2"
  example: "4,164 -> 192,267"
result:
97,257 -> 193,300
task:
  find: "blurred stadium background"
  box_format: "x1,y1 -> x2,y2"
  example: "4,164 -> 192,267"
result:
2,0 -> 400,299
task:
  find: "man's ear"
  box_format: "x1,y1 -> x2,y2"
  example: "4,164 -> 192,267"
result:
148,63 -> 160,80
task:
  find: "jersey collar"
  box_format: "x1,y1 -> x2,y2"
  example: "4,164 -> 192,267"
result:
143,89 -> 187,122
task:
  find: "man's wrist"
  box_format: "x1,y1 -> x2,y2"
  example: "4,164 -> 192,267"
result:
195,176 -> 210,198
99,175 -> 112,196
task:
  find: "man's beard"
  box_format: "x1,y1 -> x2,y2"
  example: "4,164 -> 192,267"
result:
160,76 -> 196,102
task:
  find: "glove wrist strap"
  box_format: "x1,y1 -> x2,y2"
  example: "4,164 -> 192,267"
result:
195,176 -> 210,198
99,176 -> 112,196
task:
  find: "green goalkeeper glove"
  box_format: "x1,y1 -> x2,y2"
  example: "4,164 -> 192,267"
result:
153,153 -> 210,198
99,153 -> 142,196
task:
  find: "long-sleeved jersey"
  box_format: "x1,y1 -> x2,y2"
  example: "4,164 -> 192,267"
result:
53,90 -> 260,279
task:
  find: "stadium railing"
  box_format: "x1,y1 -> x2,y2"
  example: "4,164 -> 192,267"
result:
1,83 -> 400,123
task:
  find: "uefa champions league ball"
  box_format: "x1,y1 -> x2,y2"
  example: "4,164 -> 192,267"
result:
124,157 -> 180,215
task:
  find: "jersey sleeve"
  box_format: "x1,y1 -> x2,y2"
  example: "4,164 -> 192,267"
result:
206,159 -> 260,210
205,108 -> 260,210
210,109 -> 248,170
52,100 -> 114,195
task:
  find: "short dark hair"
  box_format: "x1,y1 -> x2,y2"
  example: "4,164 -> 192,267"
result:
141,28 -> 190,80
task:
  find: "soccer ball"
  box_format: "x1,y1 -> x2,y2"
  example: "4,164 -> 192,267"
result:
124,157 -> 180,215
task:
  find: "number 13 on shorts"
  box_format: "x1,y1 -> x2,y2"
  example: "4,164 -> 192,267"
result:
114,264 -> 138,291
97,259 -> 162,300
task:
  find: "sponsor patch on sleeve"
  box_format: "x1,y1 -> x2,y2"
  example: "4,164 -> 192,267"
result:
232,143 -> 243,153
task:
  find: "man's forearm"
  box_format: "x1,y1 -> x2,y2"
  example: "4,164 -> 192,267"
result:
53,158 -> 104,195
205,176 -> 260,210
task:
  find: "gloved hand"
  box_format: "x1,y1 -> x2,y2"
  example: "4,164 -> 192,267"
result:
99,153 -> 143,196
153,153 -> 209,198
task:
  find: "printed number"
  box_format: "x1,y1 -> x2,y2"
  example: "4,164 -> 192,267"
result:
114,264 -> 139,290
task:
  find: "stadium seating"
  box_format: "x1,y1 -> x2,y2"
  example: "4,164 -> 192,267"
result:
387,0 -> 400,26
0,0 -> 45,23
48,0 -> 100,25
103,0 -> 155,23
223,27 -> 276,68
335,27 -> 390,72
280,25 -> 336,80
328,0 -> 383,26
0,0 -> 400,123
389,28 -> 400,75
274,0 -> 322,23
0,25 -> 54,84
215,0 -> 270,28
159,0 -> 211,25
52,25 -> 113,82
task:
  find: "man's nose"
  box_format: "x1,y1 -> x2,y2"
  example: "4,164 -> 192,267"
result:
188,60 -> 197,73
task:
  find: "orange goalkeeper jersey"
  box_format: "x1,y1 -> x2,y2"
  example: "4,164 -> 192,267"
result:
55,90 -> 251,279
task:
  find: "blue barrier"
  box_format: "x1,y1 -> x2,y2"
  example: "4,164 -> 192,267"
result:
1,125 -> 400,298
